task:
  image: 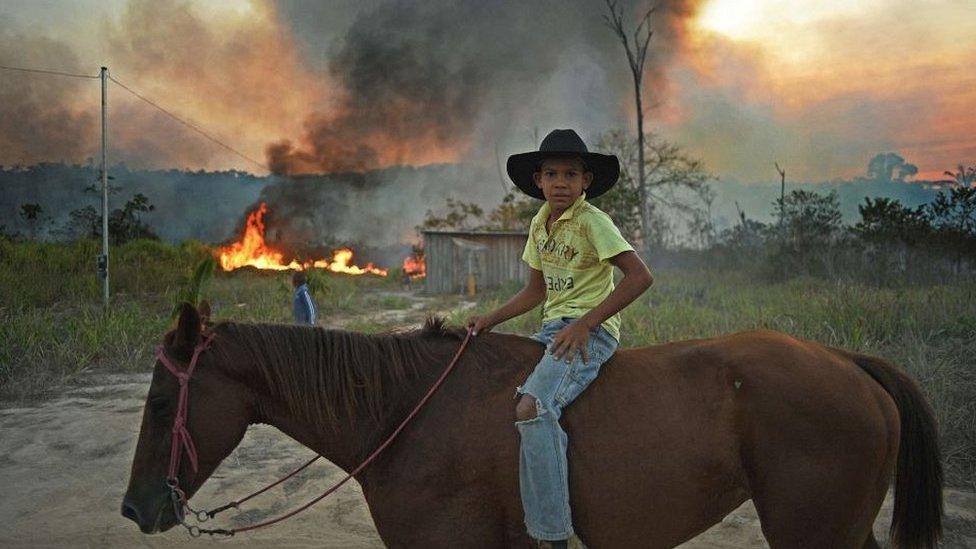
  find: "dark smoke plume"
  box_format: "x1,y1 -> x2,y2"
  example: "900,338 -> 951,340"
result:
268,0 -> 697,175
0,30 -> 97,165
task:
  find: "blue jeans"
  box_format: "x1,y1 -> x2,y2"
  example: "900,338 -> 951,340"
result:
515,316 -> 619,541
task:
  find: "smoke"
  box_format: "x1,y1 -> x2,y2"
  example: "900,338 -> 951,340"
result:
101,0 -> 325,171
0,0 -> 702,177
0,30 -> 97,166
249,162 -> 502,265
247,0 -> 707,252
267,0 -> 698,175
659,1 -> 976,183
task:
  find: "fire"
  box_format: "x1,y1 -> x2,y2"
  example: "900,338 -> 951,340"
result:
217,203 -> 387,275
403,250 -> 426,279
310,248 -> 388,276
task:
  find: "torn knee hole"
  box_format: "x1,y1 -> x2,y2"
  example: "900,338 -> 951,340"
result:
515,395 -> 541,421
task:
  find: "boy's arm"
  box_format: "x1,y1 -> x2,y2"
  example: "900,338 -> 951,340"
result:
468,267 -> 546,335
578,251 -> 653,330
550,251 -> 652,361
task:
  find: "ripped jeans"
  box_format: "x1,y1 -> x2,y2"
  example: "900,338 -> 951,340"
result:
515,316 -> 619,541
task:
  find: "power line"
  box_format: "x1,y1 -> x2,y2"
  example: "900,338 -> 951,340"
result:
108,74 -> 270,173
0,64 -> 99,79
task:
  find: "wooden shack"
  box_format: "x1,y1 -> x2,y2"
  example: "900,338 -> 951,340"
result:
422,230 -> 529,294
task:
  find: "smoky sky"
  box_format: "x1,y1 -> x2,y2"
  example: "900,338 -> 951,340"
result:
267,0 -> 695,174
0,29 -> 98,166
3,0 -> 970,186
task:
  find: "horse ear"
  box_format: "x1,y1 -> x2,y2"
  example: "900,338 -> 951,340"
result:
173,302 -> 202,349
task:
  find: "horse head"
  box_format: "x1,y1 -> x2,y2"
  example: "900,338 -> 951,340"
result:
121,303 -> 252,534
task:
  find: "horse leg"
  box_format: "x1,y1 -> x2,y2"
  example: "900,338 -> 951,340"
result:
744,441 -> 893,549
862,532 -> 882,548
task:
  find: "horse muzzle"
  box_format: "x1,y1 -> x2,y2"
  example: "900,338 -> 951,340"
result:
121,495 -> 178,534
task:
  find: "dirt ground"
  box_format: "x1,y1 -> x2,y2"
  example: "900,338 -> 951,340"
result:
2,293 -> 975,548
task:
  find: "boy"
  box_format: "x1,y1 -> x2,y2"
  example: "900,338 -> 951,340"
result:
292,270 -> 318,325
468,129 -> 653,547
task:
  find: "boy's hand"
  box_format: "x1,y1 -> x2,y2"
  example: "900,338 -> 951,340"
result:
467,314 -> 496,336
550,321 -> 590,364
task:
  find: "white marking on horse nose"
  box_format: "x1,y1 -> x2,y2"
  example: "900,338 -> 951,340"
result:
734,380 -> 742,390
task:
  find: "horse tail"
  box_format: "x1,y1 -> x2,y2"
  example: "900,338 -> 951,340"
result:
836,348 -> 943,548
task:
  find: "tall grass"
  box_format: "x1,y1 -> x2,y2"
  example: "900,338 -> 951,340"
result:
0,239 -> 394,399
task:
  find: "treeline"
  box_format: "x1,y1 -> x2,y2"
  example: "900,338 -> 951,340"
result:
0,162 -> 266,243
686,185 -> 976,285
417,174 -> 975,287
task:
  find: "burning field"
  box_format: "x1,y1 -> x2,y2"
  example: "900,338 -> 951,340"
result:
215,202 -> 425,279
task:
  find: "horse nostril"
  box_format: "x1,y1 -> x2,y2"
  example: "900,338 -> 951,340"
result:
121,500 -> 142,525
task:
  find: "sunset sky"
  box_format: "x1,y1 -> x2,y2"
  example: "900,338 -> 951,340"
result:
1,0 -> 973,183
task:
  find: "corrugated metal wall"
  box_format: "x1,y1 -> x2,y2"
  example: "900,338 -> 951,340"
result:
422,230 -> 529,294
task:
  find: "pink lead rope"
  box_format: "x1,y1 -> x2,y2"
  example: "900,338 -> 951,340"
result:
156,326 -> 474,538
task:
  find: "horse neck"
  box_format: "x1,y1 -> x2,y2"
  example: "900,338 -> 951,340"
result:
225,324 -> 460,473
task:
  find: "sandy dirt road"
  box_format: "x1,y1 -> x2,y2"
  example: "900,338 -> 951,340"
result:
2,371 -> 975,548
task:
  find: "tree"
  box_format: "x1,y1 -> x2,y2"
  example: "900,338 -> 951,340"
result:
594,129 -> 714,250
57,194 -> 158,244
927,186 -> 976,274
416,192 -> 535,233
777,189 -> 843,245
774,162 -> 786,234
851,197 -> 931,281
944,164 -> 976,188
108,193 -> 158,244
852,197 -> 930,246
60,205 -> 101,240
769,189 -> 844,278
416,198 -> 485,232
687,187 -> 717,249
486,192 -> 536,231
603,0 -> 656,252
19,203 -> 44,239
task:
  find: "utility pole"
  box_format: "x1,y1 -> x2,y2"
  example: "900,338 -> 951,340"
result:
99,66 -> 109,307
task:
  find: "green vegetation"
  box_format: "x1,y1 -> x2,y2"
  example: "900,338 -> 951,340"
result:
0,238 -> 401,401
1,238 -> 973,488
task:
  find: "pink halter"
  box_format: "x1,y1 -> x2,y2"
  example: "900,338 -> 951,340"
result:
155,332 -> 216,482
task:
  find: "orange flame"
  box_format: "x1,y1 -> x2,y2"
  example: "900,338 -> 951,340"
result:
217,203 -> 387,275
310,248 -> 388,276
403,253 -> 426,278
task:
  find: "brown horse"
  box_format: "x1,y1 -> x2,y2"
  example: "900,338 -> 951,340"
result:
122,303 -> 943,548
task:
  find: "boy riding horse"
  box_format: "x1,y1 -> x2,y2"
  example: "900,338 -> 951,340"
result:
468,129 -> 653,548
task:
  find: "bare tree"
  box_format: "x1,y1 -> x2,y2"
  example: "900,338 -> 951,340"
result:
604,0 -> 656,251
595,130 -> 714,249
774,161 -> 786,233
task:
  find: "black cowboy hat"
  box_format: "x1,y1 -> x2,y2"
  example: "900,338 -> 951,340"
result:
506,129 -> 620,200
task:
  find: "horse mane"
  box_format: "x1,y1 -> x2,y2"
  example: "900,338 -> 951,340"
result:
207,316 -> 467,432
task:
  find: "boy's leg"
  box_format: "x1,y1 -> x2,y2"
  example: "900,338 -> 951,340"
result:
515,321 -> 619,541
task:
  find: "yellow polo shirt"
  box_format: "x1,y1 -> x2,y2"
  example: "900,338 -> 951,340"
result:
521,193 -> 635,341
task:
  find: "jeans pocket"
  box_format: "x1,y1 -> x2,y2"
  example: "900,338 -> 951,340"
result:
554,354 -> 602,407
